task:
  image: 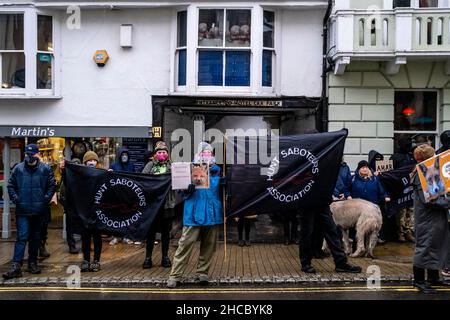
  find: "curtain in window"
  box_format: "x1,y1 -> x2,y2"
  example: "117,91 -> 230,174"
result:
198,51 -> 223,86
0,14 -> 24,87
225,51 -> 250,86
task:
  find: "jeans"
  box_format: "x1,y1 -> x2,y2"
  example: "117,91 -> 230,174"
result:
13,215 -> 45,264
298,206 -> 347,268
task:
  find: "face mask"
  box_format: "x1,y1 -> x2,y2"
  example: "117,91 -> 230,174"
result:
25,154 -> 38,166
86,160 -> 97,167
155,152 -> 168,162
121,154 -> 129,163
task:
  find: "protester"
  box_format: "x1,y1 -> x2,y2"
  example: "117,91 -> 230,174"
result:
368,150 -> 384,175
390,138 -> 416,243
3,144 -> 56,280
411,144 -> 450,293
59,158 -> 82,254
142,141 -> 176,269
80,151 -> 103,272
282,212 -> 299,245
351,160 -> 390,205
109,147 -> 135,245
435,130 -> 450,278
235,215 -> 257,247
333,160 -> 353,201
167,142 -> 224,288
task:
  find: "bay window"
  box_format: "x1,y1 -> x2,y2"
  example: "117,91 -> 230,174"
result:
0,9 -> 57,97
197,9 -> 251,87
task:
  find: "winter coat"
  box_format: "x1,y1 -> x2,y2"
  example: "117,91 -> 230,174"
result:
412,174 -> 450,270
7,160 -> 56,216
110,147 -> 135,172
142,160 -> 176,218
351,171 -> 388,205
183,164 -> 224,227
333,162 -> 352,198
368,150 -> 384,172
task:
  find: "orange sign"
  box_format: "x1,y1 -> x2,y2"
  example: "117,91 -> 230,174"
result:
416,149 -> 450,203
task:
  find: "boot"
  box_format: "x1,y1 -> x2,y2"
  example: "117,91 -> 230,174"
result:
335,262 -> 362,273
39,241 -> 51,259
2,262 -> 22,280
69,245 -> 80,254
412,281 -> 437,293
27,261 -> 41,275
161,256 -> 172,268
80,260 -> 90,272
238,240 -> 245,247
142,257 -> 152,269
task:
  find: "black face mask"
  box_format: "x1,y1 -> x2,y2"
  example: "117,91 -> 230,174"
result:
24,154 -> 38,166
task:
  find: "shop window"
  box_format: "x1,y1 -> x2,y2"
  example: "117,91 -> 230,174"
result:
0,14 -> 25,90
419,0 -> 438,7
176,11 -> 187,87
393,0 -> 411,7
197,8 -> 251,87
394,91 -> 438,152
37,15 -> 53,90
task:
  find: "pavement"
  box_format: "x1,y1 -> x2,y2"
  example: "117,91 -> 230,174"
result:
0,230 -> 420,287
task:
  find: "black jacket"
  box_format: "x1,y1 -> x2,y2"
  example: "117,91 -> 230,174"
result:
7,160 -> 56,216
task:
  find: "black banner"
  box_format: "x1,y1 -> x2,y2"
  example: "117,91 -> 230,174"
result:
65,162 -> 171,240
225,130 -> 348,217
379,165 -> 415,215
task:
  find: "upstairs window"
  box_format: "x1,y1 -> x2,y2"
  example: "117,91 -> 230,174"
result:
176,11 -> 187,87
197,9 -> 251,87
393,0 -> 438,8
37,15 -> 53,90
262,10 -> 274,87
0,14 -> 25,90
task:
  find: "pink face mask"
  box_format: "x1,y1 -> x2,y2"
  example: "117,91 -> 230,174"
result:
155,151 -> 168,162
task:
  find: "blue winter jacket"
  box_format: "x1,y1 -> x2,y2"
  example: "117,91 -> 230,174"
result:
7,160 -> 56,216
110,147 -> 135,172
183,165 -> 224,227
351,172 -> 388,205
333,162 -> 352,198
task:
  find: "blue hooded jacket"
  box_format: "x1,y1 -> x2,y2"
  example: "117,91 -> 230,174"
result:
351,171 -> 388,205
333,162 -> 352,198
110,147 -> 135,172
183,164 -> 224,227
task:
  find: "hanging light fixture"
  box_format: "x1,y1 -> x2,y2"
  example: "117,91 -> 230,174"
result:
402,106 -> 416,116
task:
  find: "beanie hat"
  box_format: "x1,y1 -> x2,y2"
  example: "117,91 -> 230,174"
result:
356,160 -> 370,173
154,141 -> 169,152
83,151 -> 99,164
194,141 -> 216,164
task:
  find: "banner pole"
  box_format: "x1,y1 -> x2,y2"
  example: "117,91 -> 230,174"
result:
223,134 -> 228,262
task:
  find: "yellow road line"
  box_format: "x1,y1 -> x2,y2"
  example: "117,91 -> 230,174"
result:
0,286 -> 449,294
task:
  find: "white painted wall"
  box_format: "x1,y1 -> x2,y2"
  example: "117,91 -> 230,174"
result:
0,8 -> 172,127
279,9 -> 324,97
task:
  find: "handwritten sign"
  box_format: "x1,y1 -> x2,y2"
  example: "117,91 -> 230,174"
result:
375,160 -> 393,173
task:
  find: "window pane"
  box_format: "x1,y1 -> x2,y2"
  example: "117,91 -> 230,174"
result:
262,50 -> 272,87
1,53 -> 25,88
225,51 -> 250,86
0,14 -> 24,50
393,0 -> 411,8
263,11 -> 274,48
198,9 -> 224,47
198,51 -> 223,86
394,91 -> 437,131
226,10 -> 251,47
394,133 -> 436,153
37,53 -> 52,89
178,49 -> 186,86
419,0 -> 438,7
38,15 -> 53,52
177,11 -> 187,47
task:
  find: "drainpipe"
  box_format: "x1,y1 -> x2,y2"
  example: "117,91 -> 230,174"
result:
317,0 -> 333,132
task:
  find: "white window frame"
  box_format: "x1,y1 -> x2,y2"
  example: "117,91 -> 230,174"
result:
390,0 -> 448,8
261,8 -> 276,94
0,7 -> 60,98
171,4 -> 278,96
393,89 -> 440,149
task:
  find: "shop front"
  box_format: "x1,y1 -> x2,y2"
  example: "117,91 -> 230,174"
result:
152,95 -> 320,242
0,125 -> 153,239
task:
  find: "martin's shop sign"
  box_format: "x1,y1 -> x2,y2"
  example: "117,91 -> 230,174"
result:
0,126 -> 153,138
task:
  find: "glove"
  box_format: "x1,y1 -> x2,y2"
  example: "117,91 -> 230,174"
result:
210,164 -> 220,176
